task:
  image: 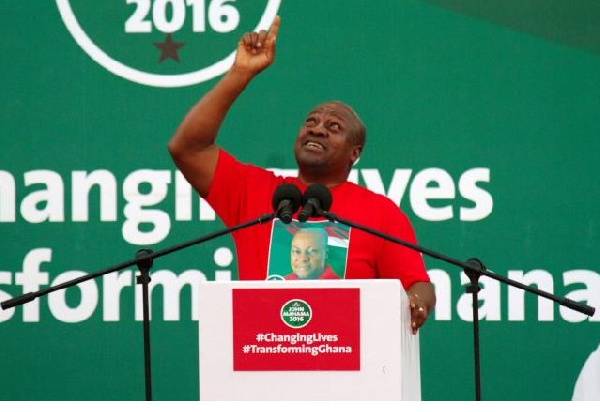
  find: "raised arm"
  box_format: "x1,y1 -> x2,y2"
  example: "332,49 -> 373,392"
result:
168,16 -> 281,197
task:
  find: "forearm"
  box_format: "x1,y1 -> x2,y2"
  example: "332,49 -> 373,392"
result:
168,68 -> 253,156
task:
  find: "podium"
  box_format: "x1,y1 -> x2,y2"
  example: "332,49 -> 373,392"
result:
198,279 -> 421,400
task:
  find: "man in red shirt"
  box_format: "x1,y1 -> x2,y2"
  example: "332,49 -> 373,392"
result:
168,16 -> 435,333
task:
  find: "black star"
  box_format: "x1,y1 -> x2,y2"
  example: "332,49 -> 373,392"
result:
153,33 -> 185,63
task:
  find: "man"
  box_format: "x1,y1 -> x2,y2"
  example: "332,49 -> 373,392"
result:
287,228 -> 340,280
572,343 -> 600,400
168,16 -> 435,333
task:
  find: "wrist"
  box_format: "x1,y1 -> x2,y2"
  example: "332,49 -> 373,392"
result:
226,66 -> 256,89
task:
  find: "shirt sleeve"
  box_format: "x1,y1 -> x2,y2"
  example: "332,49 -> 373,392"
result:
205,149 -> 283,227
376,198 -> 430,290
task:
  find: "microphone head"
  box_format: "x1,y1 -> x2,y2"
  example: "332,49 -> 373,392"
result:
135,248 -> 154,272
271,183 -> 303,214
303,183 -> 333,212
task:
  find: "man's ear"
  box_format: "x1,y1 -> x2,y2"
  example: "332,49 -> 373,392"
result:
351,146 -> 363,166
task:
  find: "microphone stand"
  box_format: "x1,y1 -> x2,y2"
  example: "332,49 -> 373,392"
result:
136,248 -> 154,401
1,212 -> 276,400
318,208 -> 595,401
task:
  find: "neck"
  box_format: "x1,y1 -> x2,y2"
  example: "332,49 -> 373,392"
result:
298,167 -> 350,188
298,174 -> 347,188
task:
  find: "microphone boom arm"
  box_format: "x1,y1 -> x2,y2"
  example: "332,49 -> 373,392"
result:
320,210 -> 595,317
311,185 -> 594,401
1,213 -> 275,310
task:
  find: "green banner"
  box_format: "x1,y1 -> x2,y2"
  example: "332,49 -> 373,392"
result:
0,0 -> 598,400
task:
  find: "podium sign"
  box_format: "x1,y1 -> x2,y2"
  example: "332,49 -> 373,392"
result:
198,279 -> 420,400
233,288 -> 361,371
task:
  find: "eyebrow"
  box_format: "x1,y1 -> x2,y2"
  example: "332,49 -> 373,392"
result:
307,110 -> 346,122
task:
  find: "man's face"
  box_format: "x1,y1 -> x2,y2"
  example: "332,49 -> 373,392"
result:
290,231 -> 327,279
293,102 -> 362,181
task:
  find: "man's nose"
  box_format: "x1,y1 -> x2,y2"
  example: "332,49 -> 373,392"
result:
308,122 -> 327,137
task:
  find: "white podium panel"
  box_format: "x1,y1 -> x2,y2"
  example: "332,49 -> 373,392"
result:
198,279 -> 420,400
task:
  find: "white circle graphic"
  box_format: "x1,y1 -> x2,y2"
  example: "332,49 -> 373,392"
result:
55,0 -> 282,88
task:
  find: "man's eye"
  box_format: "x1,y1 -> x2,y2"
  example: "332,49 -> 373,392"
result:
329,122 -> 341,131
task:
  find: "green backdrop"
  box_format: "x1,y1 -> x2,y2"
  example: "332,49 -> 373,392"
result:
1,0 -> 598,400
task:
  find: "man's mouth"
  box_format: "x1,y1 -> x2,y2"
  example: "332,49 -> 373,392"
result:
305,141 -> 325,151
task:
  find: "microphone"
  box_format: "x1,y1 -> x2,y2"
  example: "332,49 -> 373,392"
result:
271,183 -> 302,224
298,183 -> 333,222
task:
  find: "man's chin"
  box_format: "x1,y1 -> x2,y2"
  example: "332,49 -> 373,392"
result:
297,272 -> 321,280
295,152 -> 327,169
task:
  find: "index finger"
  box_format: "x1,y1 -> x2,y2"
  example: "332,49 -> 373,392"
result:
268,15 -> 281,38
